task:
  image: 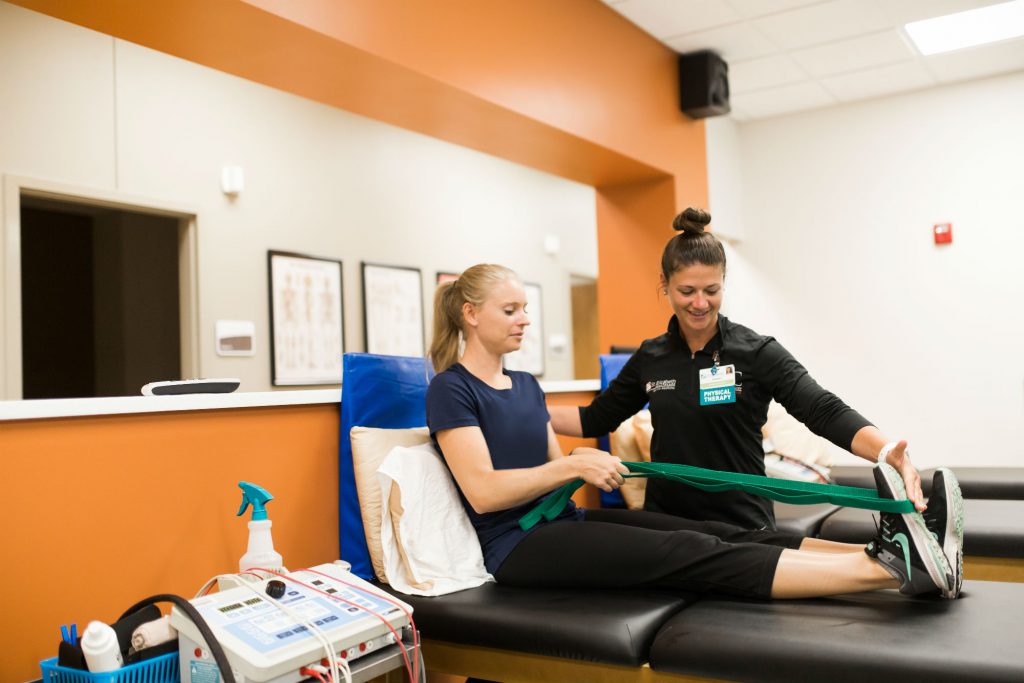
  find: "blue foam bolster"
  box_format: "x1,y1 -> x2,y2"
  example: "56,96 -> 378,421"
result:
339,353 -> 433,579
597,354 -> 634,508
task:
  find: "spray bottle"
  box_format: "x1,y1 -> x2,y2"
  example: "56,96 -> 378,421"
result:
237,481 -> 284,573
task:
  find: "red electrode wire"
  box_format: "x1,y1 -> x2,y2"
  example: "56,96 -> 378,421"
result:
299,668 -> 328,683
247,568 -> 418,683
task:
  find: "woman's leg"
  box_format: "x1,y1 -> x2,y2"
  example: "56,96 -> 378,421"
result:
591,507 -> 866,555
497,510 -> 944,600
585,507 -> 804,549
798,538 -> 865,554
496,518 -> 788,599
771,548 -> 897,598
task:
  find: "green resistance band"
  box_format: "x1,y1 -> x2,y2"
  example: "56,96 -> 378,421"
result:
519,460 -> 914,531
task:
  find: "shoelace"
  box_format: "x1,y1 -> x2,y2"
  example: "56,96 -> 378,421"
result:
865,515 -> 883,558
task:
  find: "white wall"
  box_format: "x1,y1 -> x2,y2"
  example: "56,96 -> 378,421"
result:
721,72 -> 1024,469
0,2 -> 597,393
705,116 -> 746,243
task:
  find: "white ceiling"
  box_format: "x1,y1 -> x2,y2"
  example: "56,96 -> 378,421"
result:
603,0 -> 1024,120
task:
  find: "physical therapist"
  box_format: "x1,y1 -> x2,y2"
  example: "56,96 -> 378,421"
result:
550,208 -> 926,531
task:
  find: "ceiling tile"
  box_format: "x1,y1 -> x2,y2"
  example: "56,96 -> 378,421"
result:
924,38 -> 1024,83
753,0 -> 891,50
604,0 -> 1023,119
791,29 -> 917,76
614,0 -> 741,39
820,61 -> 936,101
666,22 -> 780,61
878,0 -> 999,25
727,0 -> 825,20
729,54 -> 806,92
730,80 -> 836,118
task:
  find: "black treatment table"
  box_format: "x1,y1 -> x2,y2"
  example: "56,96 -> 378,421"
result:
385,579 -> 1024,682
648,580 -> 1024,683
381,583 -> 700,682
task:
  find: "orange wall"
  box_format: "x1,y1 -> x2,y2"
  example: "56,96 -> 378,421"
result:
1,396 -> 597,682
597,178 -> 682,348
11,0 -> 708,348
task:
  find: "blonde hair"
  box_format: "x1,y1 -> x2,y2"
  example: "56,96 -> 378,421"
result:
429,264 -> 518,373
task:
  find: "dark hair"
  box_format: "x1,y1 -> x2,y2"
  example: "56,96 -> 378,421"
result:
660,207 -> 726,280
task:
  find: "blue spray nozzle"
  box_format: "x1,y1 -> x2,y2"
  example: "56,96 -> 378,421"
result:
237,481 -> 273,521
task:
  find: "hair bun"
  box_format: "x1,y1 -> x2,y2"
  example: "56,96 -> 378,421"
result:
672,207 -> 711,234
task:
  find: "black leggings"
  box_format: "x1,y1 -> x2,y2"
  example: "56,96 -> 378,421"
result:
494,508 -> 804,599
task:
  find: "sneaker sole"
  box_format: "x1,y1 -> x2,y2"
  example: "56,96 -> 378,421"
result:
878,464 -> 954,597
934,467 -> 964,598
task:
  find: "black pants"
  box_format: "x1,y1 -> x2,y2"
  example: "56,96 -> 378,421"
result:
494,508 -> 804,599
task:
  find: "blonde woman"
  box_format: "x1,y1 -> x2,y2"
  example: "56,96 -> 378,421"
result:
424,264 -> 959,600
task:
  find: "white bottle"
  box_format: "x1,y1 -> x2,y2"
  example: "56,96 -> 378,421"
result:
81,620 -> 123,673
239,518 -> 284,573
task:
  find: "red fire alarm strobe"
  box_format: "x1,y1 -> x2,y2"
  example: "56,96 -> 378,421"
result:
933,223 -> 953,245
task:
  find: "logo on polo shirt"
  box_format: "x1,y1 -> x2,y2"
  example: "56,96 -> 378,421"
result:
645,379 -> 676,394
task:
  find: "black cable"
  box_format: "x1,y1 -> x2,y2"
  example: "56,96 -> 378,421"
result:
119,594 -> 235,683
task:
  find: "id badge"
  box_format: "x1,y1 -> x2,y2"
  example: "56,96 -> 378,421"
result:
699,364 -> 737,406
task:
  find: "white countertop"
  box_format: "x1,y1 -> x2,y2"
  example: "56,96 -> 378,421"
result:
0,379 -> 600,421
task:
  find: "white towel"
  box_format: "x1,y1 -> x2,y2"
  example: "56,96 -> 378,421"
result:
377,442 -> 493,596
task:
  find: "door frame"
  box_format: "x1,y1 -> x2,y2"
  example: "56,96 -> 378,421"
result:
1,174 -> 200,399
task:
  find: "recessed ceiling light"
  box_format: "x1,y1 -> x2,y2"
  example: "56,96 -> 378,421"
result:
905,0 -> 1024,55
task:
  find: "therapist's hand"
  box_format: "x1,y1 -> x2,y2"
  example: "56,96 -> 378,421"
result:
884,440 -> 926,512
569,448 -> 628,492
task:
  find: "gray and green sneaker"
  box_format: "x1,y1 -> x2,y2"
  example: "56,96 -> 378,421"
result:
923,467 -> 964,598
865,462 -> 954,598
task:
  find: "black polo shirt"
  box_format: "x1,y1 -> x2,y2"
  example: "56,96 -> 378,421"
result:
579,315 -> 871,530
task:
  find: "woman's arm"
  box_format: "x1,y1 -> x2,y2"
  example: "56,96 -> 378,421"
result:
437,425 -> 627,514
561,353 -> 648,438
549,405 -> 583,437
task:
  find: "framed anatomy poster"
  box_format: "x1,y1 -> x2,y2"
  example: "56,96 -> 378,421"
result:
361,262 -> 425,357
503,281 -> 544,376
267,251 -> 344,385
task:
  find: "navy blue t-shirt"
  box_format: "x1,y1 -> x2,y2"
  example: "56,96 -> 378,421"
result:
426,363 -> 583,572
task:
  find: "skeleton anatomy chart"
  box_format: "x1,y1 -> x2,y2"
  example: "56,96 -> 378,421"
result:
362,263 -> 425,358
269,252 -> 344,385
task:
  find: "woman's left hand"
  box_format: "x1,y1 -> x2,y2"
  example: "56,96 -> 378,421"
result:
883,440 -> 926,511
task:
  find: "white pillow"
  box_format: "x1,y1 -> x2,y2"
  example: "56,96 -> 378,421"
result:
377,443 -> 492,596
350,426 -> 430,583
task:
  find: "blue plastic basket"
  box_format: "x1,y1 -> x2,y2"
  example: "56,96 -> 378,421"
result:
40,652 -> 179,683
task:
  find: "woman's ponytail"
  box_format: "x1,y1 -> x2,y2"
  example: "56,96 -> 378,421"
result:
429,280 -> 464,374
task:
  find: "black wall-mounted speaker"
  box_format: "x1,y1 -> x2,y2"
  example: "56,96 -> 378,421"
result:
678,50 -> 730,119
